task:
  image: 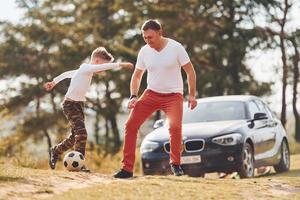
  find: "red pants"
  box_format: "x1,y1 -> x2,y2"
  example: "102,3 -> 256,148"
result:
122,89 -> 183,172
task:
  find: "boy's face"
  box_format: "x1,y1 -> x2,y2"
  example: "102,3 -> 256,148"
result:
92,57 -> 110,64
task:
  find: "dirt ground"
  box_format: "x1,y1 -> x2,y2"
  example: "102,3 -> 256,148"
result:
0,155 -> 300,200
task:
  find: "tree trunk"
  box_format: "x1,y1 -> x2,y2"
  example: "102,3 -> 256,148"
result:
228,2 -> 241,95
104,117 -> 110,153
109,115 -> 121,153
50,92 -> 57,114
290,37 -> 300,142
280,36 -> 287,127
279,0 -> 289,127
94,90 -> 101,145
94,111 -> 101,145
43,129 -> 52,158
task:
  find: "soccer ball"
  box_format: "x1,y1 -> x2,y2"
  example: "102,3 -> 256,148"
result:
63,151 -> 85,172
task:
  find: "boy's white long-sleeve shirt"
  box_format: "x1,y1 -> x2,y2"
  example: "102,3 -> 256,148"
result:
53,63 -> 120,101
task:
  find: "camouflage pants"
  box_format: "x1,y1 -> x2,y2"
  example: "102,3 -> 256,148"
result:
54,100 -> 87,156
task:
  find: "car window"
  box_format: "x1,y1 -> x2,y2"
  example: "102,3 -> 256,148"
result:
262,102 -> 274,119
183,101 -> 247,123
248,101 -> 260,119
255,100 -> 269,115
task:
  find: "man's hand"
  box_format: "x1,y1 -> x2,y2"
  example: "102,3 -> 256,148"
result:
128,97 -> 138,109
188,96 -> 197,110
120,62 -> 134,70
44,81 -> 56,91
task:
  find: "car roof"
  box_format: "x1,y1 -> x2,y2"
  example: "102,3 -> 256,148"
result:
195,95 -> 259,103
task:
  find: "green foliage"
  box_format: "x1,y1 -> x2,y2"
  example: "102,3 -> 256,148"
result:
0,0 -> 282,158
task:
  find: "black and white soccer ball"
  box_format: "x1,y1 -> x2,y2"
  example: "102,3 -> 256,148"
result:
63,151 -> 85,172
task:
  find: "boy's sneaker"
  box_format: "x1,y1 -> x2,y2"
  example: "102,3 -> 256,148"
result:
170,164 -> 184,176
49,147 -> 59,170
113,169 -> 133,179
80,166 -> 91,173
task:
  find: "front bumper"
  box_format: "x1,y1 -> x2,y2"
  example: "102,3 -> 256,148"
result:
141,143 -> 243,175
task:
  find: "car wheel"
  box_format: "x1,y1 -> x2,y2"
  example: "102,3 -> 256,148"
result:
274,139 -> 290,173
238,142 -> 254,178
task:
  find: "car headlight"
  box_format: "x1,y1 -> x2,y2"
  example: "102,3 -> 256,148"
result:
212,133 -> 242,146
140,141 -> 160,154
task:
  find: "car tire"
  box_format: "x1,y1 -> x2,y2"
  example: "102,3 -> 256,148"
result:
273,139 -> 290,173
238,142 -> 254,178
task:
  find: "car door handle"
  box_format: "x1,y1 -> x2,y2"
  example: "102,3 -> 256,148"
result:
269,121 -> 277,127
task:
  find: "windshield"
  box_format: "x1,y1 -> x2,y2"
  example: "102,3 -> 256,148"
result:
182,101 -> 247,123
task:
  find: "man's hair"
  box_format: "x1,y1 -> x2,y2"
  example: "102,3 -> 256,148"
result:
91,47 -> 114,62
141,19 -> 162,31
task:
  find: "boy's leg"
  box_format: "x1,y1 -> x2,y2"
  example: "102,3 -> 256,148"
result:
53,130 -> 76,155
65,102 -> 87,156
53,101 -> 83,156
50,102 -> 87,169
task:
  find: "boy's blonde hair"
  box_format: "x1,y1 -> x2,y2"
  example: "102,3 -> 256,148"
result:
91,47 -> 114,62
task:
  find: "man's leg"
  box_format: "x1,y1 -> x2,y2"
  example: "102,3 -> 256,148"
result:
161,94 -> 183,166
121,91 -> 158,173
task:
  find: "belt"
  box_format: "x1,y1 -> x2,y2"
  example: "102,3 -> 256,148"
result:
147,89 -> 181,97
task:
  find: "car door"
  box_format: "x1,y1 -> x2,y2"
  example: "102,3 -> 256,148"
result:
247,100 -> 267,156
254,100 -> 277,158
262,102 -> 280,153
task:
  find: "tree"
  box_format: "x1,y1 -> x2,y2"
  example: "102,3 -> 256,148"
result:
0,0 -> 138,155
289,31 -> 300,142
1,0 -> 294,159
0,0 -> 85,156
277,0 -> 291,127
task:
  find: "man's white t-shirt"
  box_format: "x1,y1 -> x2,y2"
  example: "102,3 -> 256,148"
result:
136,38 -> 190,94
53,63 -> 120,101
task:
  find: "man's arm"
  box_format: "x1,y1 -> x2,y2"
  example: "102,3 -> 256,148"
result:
44,70 -> 77,91
182,62 -> 197,110
128,68 -> 145,109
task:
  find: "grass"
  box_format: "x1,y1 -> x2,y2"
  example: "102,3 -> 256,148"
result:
1,154 -> 300,200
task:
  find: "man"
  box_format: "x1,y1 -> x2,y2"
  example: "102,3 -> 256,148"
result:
44,47 -> 133,172
114,19 -> 197,178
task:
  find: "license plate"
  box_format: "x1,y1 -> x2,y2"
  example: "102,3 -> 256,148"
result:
181,155 -> 201,164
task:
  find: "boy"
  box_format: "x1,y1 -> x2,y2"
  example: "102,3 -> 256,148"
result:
44,47 -> 133,172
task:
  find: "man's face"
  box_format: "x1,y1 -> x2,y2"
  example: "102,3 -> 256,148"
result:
142,29 -> 161,48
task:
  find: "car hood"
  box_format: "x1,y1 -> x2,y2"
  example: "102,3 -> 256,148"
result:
145,120 -> 246,142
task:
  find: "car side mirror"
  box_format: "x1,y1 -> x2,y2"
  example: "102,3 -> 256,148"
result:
153,119 -> 164,129
253,112 -> 268,121
248,113 -> 268,129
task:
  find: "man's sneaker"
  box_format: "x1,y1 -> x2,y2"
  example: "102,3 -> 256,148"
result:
80,166 -> 91,173
49,147 -> 59,170
170,164 -> 184,176
113,169 -> 133,179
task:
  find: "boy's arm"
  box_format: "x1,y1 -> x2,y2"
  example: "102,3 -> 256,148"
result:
44,70 -> 77,91
82,63 -> 133,73
53,70 -> 77,84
